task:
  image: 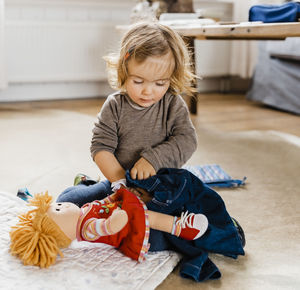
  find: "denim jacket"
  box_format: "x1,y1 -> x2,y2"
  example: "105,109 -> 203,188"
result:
126,168 -> 245,282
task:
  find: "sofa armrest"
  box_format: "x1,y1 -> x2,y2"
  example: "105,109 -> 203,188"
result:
270,53 -> 300,62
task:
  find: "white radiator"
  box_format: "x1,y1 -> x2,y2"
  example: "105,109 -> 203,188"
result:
0,0 -> 6,89
0,0 -> 133,101
6,21 -> 114,82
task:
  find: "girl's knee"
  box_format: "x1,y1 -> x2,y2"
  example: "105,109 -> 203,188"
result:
56,185 -> 84,202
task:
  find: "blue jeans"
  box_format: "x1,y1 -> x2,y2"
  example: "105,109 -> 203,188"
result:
56,180 -> 112,207
126,168 -> 245,282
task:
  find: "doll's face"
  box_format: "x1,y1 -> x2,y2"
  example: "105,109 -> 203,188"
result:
47,202 -> 81,240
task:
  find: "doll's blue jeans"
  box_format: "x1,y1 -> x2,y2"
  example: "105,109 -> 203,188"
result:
56,180 -> 112,207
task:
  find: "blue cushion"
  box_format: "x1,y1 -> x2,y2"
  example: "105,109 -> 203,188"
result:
249,2 -> 300,23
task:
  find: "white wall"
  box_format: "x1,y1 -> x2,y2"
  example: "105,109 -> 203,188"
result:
230,0 -> 283,78
0,0 -> 134,101
0,0 -> 6,89
193,0 -> 235,92
0,0 -> 262,100
193,0 -> 233,78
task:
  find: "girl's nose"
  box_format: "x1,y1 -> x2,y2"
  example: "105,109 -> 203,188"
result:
142,83 -> 152,95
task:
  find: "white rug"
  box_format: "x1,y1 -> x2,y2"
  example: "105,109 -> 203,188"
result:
0,191 -> 181,290
0,109 -> 103,196
0,109 -> 183,290
1,108 -> 300,290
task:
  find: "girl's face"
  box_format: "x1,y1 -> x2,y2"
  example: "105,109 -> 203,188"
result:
125,51 -> 174,107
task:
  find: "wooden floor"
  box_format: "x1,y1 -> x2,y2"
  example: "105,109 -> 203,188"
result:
191,93 -> 300,136
1,93 -> 299,137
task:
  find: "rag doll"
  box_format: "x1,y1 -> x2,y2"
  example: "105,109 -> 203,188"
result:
10,189 -> 208,268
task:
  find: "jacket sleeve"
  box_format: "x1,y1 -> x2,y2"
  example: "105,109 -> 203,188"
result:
141,96 -> 197,171
90,96 -> 119,160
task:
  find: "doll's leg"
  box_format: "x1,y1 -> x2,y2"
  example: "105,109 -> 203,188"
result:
56,180 -> 112,207
147,210 -> 208,241
148,211 -> 174,233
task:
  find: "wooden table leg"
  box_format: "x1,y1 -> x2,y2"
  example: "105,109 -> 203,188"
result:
189,95 -> 198,114
185,36 -> 198,115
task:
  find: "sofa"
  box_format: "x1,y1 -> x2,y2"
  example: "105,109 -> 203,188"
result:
247,37 -> 300,115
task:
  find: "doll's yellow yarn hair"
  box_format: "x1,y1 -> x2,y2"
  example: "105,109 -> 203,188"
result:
10,192 -> 72,268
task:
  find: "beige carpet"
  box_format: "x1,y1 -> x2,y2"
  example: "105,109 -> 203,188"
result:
1,109 -> 300,290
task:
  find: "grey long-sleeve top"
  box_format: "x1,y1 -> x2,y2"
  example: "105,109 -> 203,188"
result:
90,92 -> 197,172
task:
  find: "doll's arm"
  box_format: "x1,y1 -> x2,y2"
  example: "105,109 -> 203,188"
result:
81,209 -> 128,241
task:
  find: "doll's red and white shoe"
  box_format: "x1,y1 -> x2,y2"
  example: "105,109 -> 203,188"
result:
174,211 -> 208,240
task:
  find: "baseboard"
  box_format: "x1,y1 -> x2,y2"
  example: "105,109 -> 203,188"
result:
0,81 -> 114,102
198,77 -> 251,93
0,77 -> 251,102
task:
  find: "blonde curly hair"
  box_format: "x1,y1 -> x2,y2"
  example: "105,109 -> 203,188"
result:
10,192 -> 71,268
104,21 -> 197,96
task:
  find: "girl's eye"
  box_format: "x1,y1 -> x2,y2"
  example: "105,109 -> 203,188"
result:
156,81 -> 168,86
133,80 -> 143,84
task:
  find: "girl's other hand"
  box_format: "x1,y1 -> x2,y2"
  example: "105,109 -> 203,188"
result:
127,187 -> 142,197
127,187 -> 152,203
130,157 -> 156,180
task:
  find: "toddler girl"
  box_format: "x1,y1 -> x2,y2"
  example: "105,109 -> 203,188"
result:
57,21 -> 197,207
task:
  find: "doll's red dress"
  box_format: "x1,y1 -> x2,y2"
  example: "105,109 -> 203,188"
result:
76,188 -> 150,262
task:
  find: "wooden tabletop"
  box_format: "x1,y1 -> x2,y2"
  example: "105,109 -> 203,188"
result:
117,22 -> 300,40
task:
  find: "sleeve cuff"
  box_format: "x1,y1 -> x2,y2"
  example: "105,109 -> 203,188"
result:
111,179 -> 127,192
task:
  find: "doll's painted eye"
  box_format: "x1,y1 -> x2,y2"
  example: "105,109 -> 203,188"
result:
57,203 -> 62,206
56,208 -> 60,211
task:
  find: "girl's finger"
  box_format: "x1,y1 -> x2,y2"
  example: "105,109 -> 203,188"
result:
137,170 -> 144,180
144,171 -> 150,179
130,167 -> 137,179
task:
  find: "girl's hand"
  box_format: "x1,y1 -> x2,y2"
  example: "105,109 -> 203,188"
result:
130,157 -> 156,180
